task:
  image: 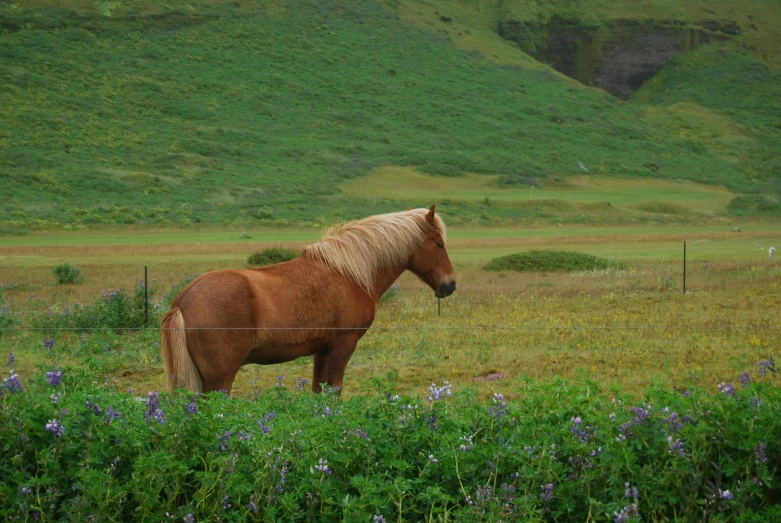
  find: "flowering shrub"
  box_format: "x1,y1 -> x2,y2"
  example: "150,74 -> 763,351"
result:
0,364 -> 779,521
31,280 -> 160,332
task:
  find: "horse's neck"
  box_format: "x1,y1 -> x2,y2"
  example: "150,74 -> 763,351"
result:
370,264 -> 407,301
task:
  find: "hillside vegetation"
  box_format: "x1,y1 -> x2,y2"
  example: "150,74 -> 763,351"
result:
1,0 -> 779,231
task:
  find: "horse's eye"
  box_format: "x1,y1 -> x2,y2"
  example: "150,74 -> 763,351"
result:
436,242 -> 444,249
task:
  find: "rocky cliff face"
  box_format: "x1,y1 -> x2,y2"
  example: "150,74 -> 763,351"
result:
498,18 -> 733,98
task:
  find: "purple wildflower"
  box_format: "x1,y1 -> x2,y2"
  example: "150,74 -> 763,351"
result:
427,381 -> 452,403
458,435 -> 474,451
238,431 -> 250,442
184,514 -> 194,523
613,503 -> 639,522
373,516 -> 386,523
749,397 -> 761,410
757,358 -> 774,377
718,382 -> 735,396
719,489 -> 733,501
21,486 -> 31,495
616,419 -> 634,442
662,411 -> 682,434
85,400 -> 101,415
276,375 -> 286,388
540,483 -> 554,501
186,396 -> 198,415
44,338 -> 55,351
249,500 -> 258,513
488,393 -> 507,418
571,416 -> 592,443
46,370 -> 62,387
629,406 -> 650,424
667,436 -> 685,456
354,427 -> 370,440
104,406 -> 120,424
624,483 -> 639,499
6,352 -> 15,368
296,376 -> 309,391
279,460 -> 289,486
144,391 -> 164,424
755,441 -> 767,464
51,393 -> 60,404
315,458 -> 332,475
258,410 -> 276,435
2,372 -> 23,394
219,431 -> 232,451
739,372 -> 751,387
46,419 -> 64,437
322,406 -> 332,417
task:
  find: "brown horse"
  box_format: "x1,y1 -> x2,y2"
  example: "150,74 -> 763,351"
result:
161,205 -> 456,394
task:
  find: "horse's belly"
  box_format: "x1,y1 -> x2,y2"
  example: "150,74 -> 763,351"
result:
244,340 -> 322,365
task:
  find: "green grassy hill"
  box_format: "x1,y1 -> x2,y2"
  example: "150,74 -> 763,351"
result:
1,0 -> 779,231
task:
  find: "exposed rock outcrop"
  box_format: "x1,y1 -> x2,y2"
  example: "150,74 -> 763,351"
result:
498,18 -> 732,98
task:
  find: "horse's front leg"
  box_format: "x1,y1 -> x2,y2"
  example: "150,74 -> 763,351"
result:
312,333 -> 361,393
312,348 -> 329,394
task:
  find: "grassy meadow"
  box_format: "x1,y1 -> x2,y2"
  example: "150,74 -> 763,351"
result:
2,224 -> 779,401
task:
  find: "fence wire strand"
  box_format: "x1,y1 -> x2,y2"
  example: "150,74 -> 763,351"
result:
1,324 -> 780,332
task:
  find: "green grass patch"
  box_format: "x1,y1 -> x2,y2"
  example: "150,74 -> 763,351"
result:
484,250 -> 627,272
247,247 -> 300,267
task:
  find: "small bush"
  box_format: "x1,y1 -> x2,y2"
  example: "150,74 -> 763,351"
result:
727,195 -> 781,216
484,250 -> 626,272
247,247 -> 300,267
53,263 -> 82,284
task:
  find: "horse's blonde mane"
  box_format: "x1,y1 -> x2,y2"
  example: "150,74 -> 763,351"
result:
303,208 -> 447,294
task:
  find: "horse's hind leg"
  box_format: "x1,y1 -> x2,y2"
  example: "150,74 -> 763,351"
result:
187,330 -> 252,395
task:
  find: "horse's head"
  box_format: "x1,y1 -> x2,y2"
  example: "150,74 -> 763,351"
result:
410,205 -> 457,298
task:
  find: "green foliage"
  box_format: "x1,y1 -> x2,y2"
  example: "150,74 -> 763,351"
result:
247,247 -> 300,267
52,262 -> 82,284
728,195 -> 781,216
484,250 -> 626,272
0,363 -> 779,521
31,281 -> 159,332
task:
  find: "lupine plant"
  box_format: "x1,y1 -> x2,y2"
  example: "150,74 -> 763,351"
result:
31,280 -> 161,333
0,358 -> 779,521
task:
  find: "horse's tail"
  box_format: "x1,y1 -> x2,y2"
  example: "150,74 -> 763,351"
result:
160,308 -> 202,393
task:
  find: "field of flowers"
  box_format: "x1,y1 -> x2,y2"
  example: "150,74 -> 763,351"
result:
1,351 -> 779,522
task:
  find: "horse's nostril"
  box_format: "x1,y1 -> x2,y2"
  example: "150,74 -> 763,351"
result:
450,281 -> 456,292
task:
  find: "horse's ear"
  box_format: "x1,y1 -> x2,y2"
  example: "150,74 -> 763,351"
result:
426,204 -> 436,223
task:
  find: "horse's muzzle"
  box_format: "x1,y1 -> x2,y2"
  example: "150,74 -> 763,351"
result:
435,281 -> 456,298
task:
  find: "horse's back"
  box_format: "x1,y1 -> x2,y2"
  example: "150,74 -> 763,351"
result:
172,259 -> 373,333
